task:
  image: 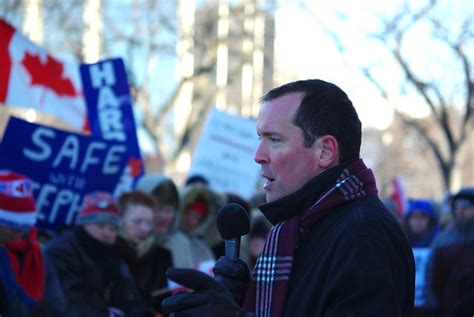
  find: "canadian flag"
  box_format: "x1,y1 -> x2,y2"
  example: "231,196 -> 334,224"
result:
0,19 -> 86,131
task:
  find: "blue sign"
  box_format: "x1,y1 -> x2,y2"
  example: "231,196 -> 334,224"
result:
0,117 -> 128,229
80,58 -> 144,195
413,247 -> 432,307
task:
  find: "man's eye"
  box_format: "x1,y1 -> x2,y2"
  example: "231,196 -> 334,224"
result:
269,137 -> 280,142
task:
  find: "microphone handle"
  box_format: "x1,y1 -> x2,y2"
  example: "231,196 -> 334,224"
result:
225,238 -> 240,260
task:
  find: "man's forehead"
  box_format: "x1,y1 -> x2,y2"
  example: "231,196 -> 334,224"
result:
256,101 -> 299,131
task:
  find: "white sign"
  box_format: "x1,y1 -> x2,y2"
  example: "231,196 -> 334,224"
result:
413,247 -> 432,307
167,260 -> 215,293
188,109 -> 260,200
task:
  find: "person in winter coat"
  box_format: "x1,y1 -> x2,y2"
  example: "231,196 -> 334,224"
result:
162,79 -> 415,317
404,199 -> 440,248
0,171 -> 65,317
179,181 -> 223,262
116,190 -> 173,314
424,187 -> 474,317
44,191 -> 154,317
136,174 -> 214,268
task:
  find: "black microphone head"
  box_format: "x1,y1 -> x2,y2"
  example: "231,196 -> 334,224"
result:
217,203 -> 250,240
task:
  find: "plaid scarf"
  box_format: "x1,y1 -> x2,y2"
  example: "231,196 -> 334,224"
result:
243,159 -> 378,316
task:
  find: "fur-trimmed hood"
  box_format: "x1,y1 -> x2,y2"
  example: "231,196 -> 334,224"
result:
179,183 -> 224,247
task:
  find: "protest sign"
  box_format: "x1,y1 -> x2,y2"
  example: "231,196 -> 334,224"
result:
80,58 -> 144,195
166,260 -> 215,294
0,117 -> 128,229
188,109 -> 260,200
0,19 -> 86,131
413,247 -> 432,307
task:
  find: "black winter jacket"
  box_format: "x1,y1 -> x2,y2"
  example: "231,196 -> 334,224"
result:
45,227 -> 153,317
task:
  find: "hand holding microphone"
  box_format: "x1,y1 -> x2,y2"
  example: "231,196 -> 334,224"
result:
162,203 -> 252,316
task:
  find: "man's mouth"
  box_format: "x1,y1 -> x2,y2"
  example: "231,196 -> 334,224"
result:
262,175 -> 274,190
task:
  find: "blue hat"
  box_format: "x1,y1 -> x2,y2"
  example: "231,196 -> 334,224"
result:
405,199 -> 436,219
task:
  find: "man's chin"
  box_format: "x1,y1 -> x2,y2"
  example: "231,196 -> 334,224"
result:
265,192 -> 281,204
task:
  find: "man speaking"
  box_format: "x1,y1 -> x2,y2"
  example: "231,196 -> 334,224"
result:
162,79 -> 415,316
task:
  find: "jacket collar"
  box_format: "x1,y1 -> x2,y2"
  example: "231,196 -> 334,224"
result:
259,161 -> 351,225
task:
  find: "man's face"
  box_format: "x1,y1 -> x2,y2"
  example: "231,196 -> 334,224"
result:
84,222 -> 118,245
454,198 -> 474,223
254,92 -> 322,203
0,226 -> 23,245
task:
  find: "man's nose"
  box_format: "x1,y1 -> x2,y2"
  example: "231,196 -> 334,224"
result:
254,142 -> 268,164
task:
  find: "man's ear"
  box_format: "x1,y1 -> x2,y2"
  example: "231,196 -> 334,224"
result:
316,135 -> 339,168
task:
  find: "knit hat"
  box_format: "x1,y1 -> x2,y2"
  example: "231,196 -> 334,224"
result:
0,171 -> 36,228
76,191 -> 121,228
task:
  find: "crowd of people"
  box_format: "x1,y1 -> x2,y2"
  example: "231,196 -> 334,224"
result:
399,189 -> 474,317
0,169 -> 270,317
0,78 -> 472,317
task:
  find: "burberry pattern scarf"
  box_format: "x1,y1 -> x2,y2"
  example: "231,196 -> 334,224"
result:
243,159 -> 378,316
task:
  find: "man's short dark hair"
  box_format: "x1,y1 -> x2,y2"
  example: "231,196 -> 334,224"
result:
261,79 -> 361,163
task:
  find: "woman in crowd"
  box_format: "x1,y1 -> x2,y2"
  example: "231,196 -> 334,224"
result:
116,190 -> 173,314
179,181 -> 222,262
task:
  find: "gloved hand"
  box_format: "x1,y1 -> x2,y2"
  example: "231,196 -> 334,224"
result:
161,268 -> 252,317
213,256 -> 250,306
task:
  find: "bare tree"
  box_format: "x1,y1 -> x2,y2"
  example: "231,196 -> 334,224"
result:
299,0 -> 473,193
362,1 -> 473,192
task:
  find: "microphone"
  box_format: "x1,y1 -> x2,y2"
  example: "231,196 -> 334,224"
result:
217,203 -> 250,260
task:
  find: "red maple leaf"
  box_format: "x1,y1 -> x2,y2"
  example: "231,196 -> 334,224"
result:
21,52 -> 78,97
128,157 -> 144,178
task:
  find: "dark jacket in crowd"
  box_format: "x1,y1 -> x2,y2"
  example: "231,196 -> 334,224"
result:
424,219 -> 474,317
44,227 -> 153,317
116,235 -> 173,313
250,161 -> 415,316
0,246 -> 65,317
